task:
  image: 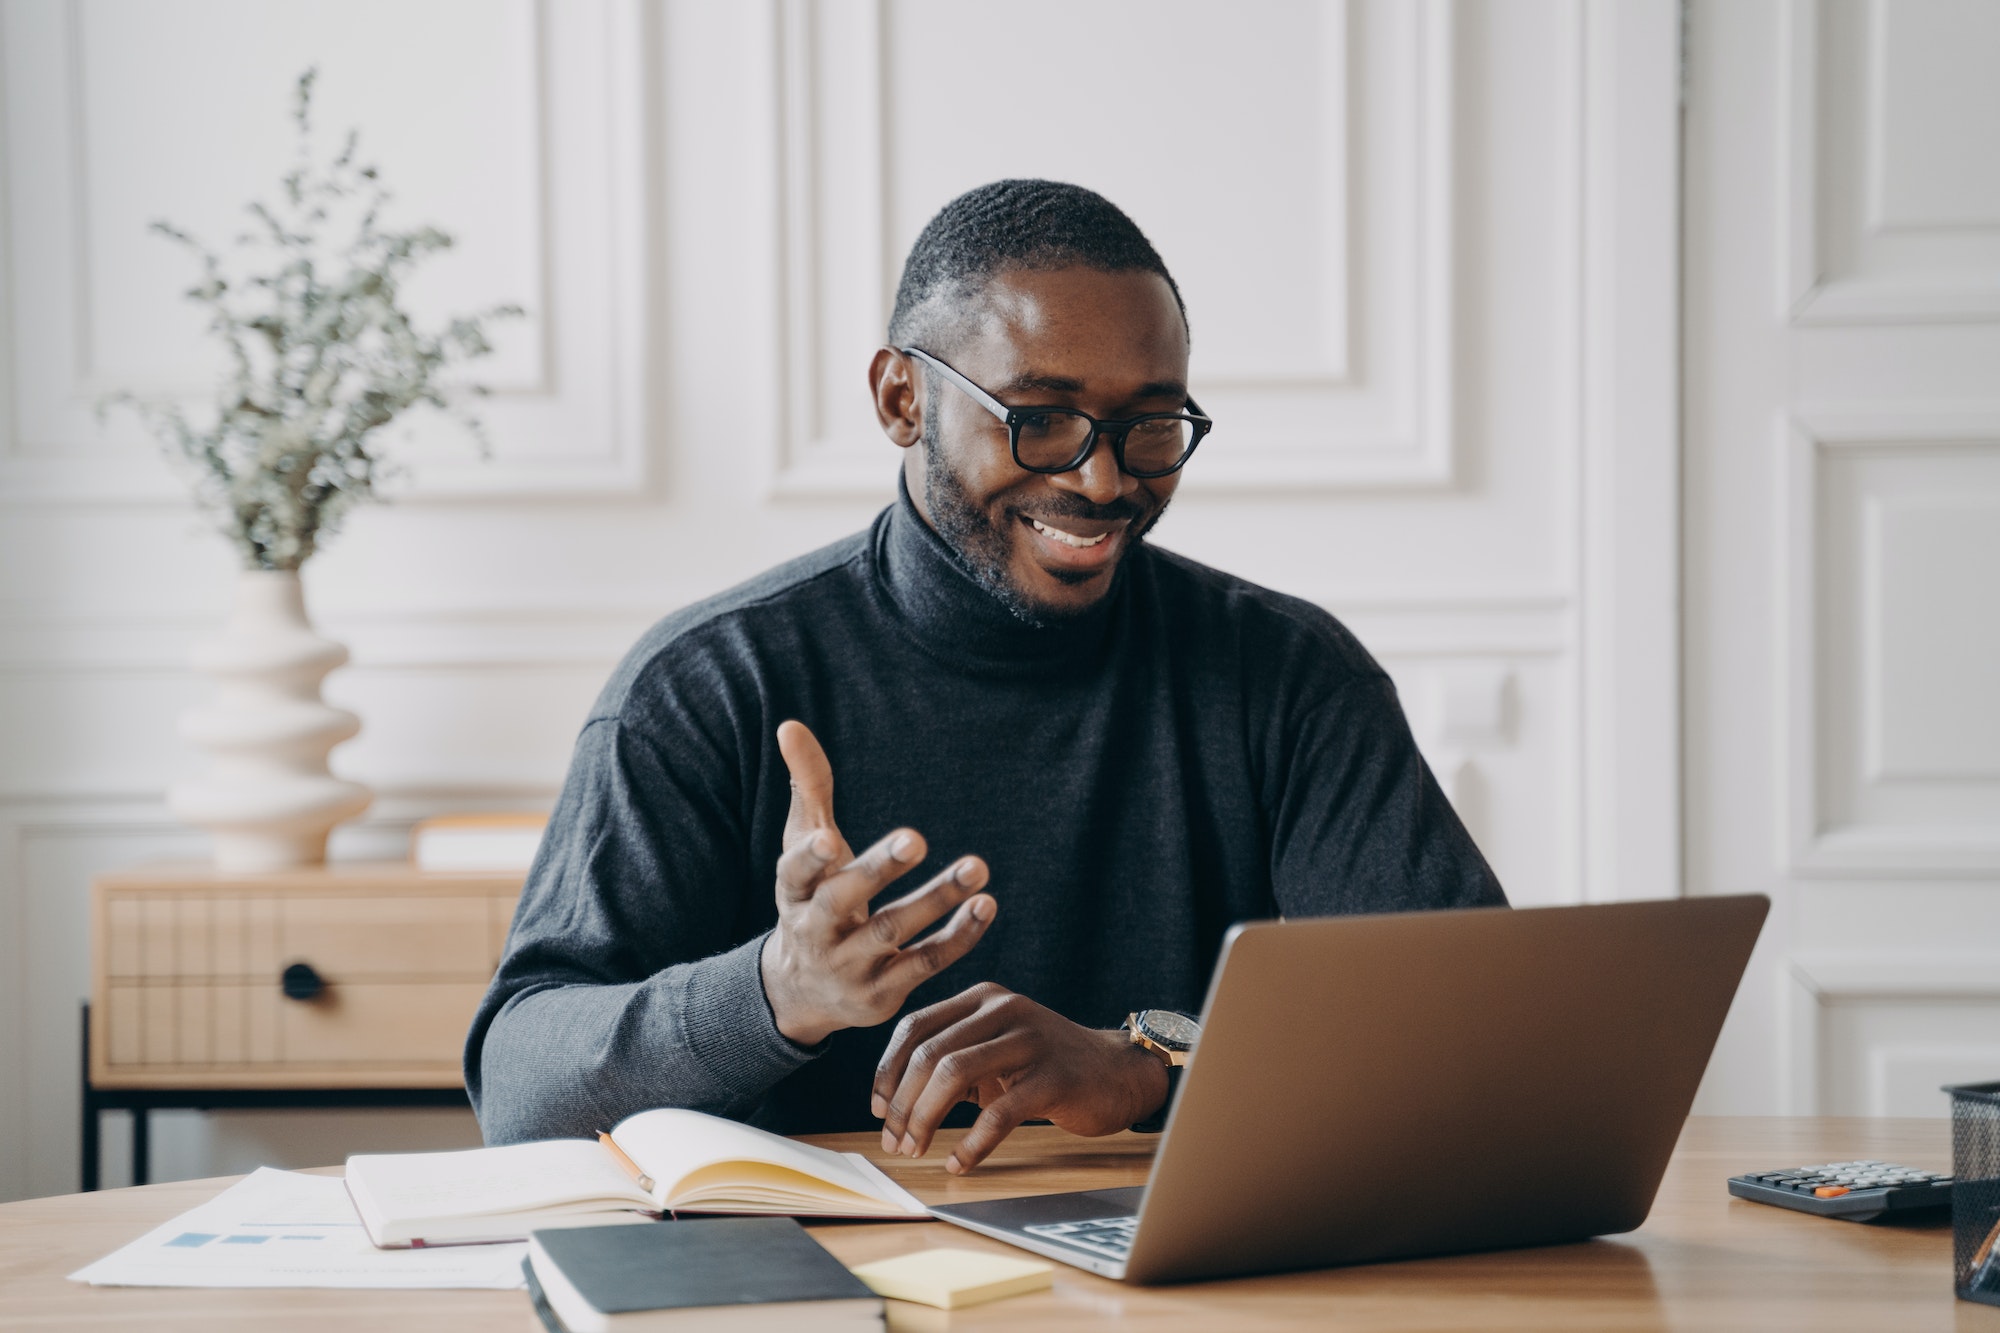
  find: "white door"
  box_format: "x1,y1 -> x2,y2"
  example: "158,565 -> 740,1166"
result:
1686,0 -> 2000,1116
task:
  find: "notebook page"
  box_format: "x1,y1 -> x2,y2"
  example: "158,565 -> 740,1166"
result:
346,1139 -> 654,1228
611,1109 -> 925,1215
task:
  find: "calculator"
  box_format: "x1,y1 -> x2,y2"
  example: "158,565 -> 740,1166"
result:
1726,1161 -> 1954,1222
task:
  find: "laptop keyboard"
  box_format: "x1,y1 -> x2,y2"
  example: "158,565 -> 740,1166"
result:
1024,1214 -> 1139,1260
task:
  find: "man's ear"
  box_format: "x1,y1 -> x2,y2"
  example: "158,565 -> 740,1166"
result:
869,347 -> 924,450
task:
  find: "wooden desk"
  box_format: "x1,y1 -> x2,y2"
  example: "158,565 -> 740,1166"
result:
0,1118 -> 1980,1331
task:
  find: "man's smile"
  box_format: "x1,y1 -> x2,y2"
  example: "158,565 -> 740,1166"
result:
1028,517 -> 1109,548
1018,511 -> 1128,574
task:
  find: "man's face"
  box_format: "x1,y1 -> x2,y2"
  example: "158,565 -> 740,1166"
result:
905,267 -> 1191,624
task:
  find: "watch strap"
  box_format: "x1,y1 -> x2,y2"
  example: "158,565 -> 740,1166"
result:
1130,1063 -> 1181,1134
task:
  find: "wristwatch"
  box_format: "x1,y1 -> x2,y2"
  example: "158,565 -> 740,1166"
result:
1125,1009 -> 1200,1133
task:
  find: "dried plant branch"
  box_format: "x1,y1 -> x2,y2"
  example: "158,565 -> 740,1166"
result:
103,68 -> 523,571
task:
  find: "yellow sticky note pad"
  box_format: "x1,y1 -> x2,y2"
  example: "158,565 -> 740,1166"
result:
849,1247 -> 1054,1309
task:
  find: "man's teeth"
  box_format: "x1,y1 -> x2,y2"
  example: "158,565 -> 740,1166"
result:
1031,518 -> 1108,548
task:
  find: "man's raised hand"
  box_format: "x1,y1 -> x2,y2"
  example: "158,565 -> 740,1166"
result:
758,721 -> 996,1047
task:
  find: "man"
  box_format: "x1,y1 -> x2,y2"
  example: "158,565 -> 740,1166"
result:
468,180 -> 1504,1174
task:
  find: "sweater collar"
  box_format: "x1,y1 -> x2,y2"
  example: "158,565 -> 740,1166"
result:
872,470 -> 1125,674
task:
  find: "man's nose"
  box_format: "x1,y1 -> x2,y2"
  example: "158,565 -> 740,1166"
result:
1055,433 -> 1140,506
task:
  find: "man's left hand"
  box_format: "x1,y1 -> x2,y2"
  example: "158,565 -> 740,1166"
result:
870,982 -> 1169,1174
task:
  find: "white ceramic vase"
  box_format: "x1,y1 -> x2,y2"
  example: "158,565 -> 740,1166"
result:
168,570 -> 372,873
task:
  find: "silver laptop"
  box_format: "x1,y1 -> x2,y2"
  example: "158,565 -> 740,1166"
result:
931,895 -> 1767,1283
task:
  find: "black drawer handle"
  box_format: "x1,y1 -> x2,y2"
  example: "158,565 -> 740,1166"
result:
280,962 -> 325,1002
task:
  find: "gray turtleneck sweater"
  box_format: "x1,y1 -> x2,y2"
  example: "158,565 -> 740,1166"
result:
466,486 -> 1506,1143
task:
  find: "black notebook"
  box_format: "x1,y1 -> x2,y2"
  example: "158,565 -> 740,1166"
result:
524,1217 -> 883,1332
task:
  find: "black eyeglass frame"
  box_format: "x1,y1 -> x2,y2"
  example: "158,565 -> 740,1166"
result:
898,346 -> 1212,479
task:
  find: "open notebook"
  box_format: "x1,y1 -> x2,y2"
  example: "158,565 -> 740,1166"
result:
345,1108 -> 927,1248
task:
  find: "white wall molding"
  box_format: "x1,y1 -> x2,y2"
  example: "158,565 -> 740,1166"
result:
1782,952 -> 2000,1115
1776,0 -> 2000,326
1578,0 -> 1681,904
1779,412 -> 2000,877
1,594 -> 1570,677
0,608 -> 657,676
0,808 -> 26,1203
765,0 -> 1460,498
0,0 -> 651,503
1320,595 -> 1571,659
1788,277 -> 2000,327
0,592 -> 1560,676
51,1 -> 549,404
769,0 -> 888,502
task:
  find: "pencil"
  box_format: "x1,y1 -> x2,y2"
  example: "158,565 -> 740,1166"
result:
598,1131 -> 656,1194
1972,1214 -> 2000,1293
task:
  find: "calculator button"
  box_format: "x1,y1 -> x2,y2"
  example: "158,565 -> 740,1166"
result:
1814,1187 -> 1850,1197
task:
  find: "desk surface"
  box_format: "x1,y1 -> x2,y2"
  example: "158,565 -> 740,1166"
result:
0,1117 -> 1983,1332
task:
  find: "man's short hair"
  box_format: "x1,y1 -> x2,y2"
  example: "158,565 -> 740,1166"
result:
888,179 -> 1187,351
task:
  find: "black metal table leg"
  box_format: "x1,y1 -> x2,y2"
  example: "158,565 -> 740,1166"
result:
80,1004 -> 99,1192
131,1108 -> 150,1186
81,1100 -> 100,1192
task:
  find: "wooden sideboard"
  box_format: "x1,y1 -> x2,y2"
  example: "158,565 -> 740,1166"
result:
82,863 -> 522,1190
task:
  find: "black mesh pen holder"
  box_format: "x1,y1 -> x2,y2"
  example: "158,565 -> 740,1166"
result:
1949,1081 -> 2000,1306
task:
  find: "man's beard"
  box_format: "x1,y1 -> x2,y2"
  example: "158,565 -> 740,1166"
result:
920,393 -> 1168,628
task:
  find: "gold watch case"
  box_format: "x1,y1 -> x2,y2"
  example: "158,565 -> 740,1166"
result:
1126,1009 -> 1199,1067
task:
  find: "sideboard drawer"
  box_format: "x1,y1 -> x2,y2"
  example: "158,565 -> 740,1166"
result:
103,894 -> 502,983
91,864 -> 522,1090
283,898 -> 495,978
100,981 -> 493,1074
280,982 -> 494,1063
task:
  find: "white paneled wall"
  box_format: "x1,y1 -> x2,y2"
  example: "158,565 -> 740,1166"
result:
1686,0 -> 2000,1119
1,0 -> 648,501
0,0 -> 1680,1201
774,0 -> 1460,494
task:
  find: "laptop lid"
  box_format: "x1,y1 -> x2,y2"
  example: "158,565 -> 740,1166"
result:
1117,895 -> 1767,1283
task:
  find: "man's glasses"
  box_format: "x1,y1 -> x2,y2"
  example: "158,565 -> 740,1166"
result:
899,346 -> 1212,479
